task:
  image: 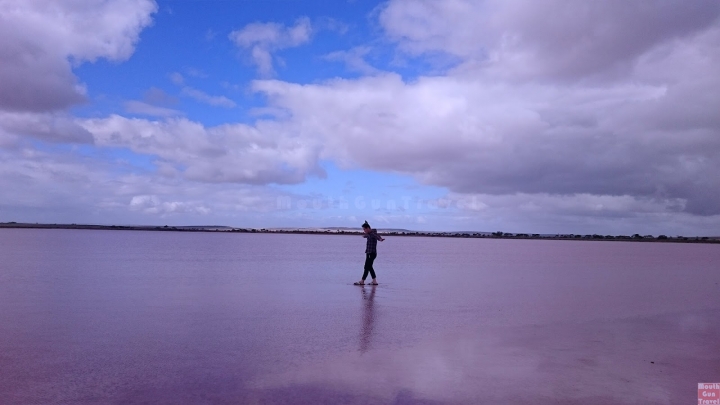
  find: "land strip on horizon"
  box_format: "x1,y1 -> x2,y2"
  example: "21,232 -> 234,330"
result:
1,222 -> 718,244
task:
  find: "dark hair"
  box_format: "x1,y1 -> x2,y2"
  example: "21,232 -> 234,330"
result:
362,220 -> 370,229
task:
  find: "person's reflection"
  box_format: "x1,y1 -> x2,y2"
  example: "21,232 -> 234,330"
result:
359,285 -> 376,353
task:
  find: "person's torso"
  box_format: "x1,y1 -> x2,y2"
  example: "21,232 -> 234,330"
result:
365,231 -> 379,253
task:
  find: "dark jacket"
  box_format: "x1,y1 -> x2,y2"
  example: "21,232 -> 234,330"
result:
363,230 -> 382,254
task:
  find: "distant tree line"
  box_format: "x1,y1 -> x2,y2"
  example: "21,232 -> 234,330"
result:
0,222 -> 717,243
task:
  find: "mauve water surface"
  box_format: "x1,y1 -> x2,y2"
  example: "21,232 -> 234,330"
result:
0,229 -> 718,404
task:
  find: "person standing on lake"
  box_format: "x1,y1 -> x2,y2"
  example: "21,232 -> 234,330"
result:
354,221 -> 385,285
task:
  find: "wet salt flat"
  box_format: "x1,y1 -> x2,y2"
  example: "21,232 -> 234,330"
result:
0,229 -> 718,404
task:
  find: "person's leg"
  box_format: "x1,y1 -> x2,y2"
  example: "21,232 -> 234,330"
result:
367,252 -> 377,281
362,254 -> 373,280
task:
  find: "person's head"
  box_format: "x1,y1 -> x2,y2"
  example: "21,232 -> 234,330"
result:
362,220 -> 371,233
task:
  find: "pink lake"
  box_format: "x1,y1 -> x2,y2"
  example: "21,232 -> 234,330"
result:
1,229 -> 718,404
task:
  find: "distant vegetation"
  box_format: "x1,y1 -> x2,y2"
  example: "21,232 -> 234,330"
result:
0,222 -> 717,244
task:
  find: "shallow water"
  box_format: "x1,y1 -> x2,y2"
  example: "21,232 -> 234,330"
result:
0,229 -> 718,404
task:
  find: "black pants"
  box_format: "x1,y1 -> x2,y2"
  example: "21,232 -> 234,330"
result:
363,252 -> 377,280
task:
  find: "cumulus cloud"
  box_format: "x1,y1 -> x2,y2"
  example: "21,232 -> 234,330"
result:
129,195 -> 210,215
79,115 -> 325,185
0,111 -> 94,143
3,0 -> 720,231
0,144 -> 296,224
450,193 -> 686,218
229,17 -> 312,76
0,0 -> 157,113
444,191 -> 720,236
247,0 -> 720,217
380,0 -> 720,81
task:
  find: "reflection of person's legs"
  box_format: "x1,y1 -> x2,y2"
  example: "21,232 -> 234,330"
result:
360,284 -> 376,352
363,253 -> 377,280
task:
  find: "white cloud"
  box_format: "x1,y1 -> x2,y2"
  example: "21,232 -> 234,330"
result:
245,0 -> 720,218
79,114 -> 324,185
180,87 -> 236,108
229,17 -> 312,76
0,144 -> 298,225
379,0 -> 720,81
0,0 -> 157,112
3,0 -> 720,233
450,193 -> 685,217
446,192 -> 720,236
0,111 -> 93,143
130,195 -> 210,215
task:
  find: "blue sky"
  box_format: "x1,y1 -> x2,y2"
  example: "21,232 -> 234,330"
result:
2,0 -> 720,235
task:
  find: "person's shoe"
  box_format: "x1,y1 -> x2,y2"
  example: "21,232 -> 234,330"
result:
353,280 -> 365,285
369,280 -> 378,285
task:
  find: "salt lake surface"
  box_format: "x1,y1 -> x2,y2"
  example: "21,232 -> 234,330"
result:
0,229 -> 718,404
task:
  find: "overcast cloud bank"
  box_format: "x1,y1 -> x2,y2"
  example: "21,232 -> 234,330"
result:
1,0 -> 719,234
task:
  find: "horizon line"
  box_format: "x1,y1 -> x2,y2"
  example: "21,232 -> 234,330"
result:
1,221 -> 718,239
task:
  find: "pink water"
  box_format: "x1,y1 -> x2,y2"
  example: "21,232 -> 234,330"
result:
0,229 -> 718,404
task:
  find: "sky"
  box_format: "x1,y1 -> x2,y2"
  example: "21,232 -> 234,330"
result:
1,0 -> 719,235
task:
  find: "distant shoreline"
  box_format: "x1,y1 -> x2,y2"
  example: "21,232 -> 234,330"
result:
1,222 -> 718,244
